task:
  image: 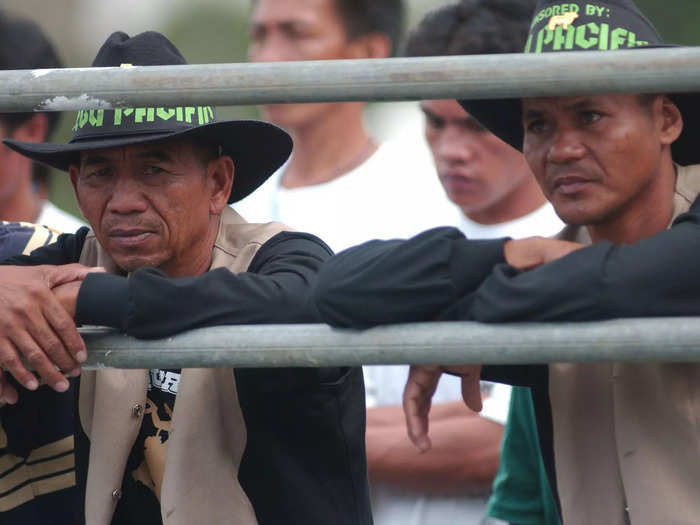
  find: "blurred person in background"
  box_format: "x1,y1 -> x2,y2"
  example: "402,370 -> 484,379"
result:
0,10 -> 84,525
0,10 -> 84,232
236,0 -> 453,249
238,6 -> 453,521
364,1 -> 563,524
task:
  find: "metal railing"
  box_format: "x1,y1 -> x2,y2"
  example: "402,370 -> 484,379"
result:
80,318 -> 700,370
1,47 -> 700,111
4,48 -> 700,368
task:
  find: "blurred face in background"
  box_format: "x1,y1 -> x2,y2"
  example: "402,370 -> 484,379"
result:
0,116 -> 46,218
248,0 -> 370,130
421,99 -> 535,220
0,121 -> 17,211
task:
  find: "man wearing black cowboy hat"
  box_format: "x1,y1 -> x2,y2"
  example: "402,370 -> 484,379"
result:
0,31 -> 371,525
311,1 -> 700,524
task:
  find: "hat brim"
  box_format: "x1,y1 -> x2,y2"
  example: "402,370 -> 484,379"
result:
3,119 -> 292,203
459,46 -> 700,166
459,93 -> 700,167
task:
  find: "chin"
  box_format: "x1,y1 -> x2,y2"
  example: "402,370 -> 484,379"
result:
262,104 -> 305,128
113,254 -> 164,273
554,205 -> 607,226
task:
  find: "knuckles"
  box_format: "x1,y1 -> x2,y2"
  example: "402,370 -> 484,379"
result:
26,350 -> 47,368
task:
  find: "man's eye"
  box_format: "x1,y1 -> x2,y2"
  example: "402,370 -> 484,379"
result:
463,119 -> 487,133
526,119 -> 548,134
144,166 -> 166,176
581,111 -> 602,125
86,168 -> 110,178
250,26 -> 265,43
425,114 -> 444,130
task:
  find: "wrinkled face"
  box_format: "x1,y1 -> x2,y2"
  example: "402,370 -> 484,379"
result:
69,139 -> 230,277
249,0 -> 359,128
422,99 -> 534,215
522,94 -> 678,226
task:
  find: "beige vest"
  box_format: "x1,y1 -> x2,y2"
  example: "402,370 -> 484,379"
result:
78,207 -> 288,525
552,165 -> 700,525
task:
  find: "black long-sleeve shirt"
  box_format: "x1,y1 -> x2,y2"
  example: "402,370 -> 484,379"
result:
1,229 -> 372,525
2,227 -> 331,336
312,195 -> 700,517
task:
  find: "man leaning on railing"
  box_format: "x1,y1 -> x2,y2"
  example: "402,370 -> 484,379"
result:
0,31 -> 371,525
312,1 -> 700,524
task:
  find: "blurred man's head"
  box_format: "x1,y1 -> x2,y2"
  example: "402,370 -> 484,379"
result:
249,0 -> 404,129
0,11 -> 63,217
405,0 -> 539,224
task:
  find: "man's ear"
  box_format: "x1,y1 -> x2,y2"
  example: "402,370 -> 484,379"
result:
12,114 -> 49,143
346,32 -> 392,60
208,155 -> 234,215
658,96 -> 683,146
68,165 -> 86,217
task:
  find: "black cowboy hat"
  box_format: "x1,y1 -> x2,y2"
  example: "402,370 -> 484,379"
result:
459,0 -> 700,166
2,31 -> 292,203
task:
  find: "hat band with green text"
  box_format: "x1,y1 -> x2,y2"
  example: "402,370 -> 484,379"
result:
525,1 -> 663,54
70,106 -> 216,142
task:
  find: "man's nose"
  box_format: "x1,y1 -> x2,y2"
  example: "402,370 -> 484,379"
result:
546,128 -> 586,164
106,176 -> 148,215
434,130 -> 475,165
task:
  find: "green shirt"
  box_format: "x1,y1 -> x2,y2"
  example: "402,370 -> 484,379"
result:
486,386 -> 561,525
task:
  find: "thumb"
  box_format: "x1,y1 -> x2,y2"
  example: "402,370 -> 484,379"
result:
460,365 -> 483,413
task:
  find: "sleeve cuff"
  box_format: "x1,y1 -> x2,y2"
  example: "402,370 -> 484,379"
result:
76,272 -> 130,329
449,238 -> 508,295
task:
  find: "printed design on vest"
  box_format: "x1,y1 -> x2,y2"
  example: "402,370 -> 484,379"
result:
150,369 -> 180,395
130,369 -> 181,501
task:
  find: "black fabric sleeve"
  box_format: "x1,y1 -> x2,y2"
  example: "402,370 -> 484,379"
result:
460,197 -> 700,322
75,231 -> 333,339
0,227 -> 89,266
311,227 -> 508,328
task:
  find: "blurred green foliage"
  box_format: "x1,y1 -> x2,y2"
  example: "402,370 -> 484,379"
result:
637,0 -> 700,45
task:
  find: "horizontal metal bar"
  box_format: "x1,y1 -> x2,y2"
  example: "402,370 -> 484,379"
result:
1,48 -> 700,112
80,318 -> 700,370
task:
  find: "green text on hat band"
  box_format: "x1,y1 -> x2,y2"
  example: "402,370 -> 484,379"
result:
72,106 -> 215,132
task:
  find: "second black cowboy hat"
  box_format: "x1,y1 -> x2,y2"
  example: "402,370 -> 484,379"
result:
3,31 -> 293,204
459,0 -> 700,166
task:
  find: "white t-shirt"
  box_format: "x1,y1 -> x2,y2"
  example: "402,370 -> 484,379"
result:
37,201 -> 86,234
457,202 -> 564,241
367,203 -> 564,525
235,140 -> 455,253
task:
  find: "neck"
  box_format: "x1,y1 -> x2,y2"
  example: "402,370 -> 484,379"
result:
587,161 -> 677,244
0,174 -> 41,223
464,174 -> 548,225
161,215 -> 220,278
282,103 -> 375,188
